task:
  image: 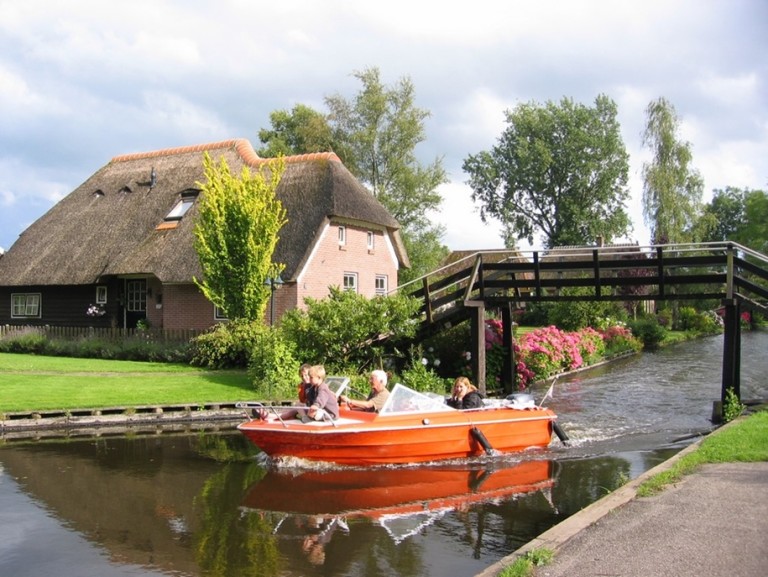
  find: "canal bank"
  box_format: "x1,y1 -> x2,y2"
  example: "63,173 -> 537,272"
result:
477,416 -> 768,577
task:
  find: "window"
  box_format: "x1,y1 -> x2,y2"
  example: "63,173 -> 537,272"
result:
367,231 -> 375,250
126,280 -> 146,312
343,272 -> 358,292
96,286 -> 107,304
165,189 -> 199,221
11,293 -> 41,318
338,226 -> 346,246
375,275 -> 388,296
214,305 -> 229,321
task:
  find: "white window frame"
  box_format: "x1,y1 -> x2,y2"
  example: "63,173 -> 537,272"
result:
367,230 -> 375,250
338,225 -> 347,246
375,275 -> 388,296
126,280 -> 147,312
11,293 -> 42,318
343,272 -> 358,292
214,305 -> 229,321
165,190 -> 199,221
96,286 -> 108,304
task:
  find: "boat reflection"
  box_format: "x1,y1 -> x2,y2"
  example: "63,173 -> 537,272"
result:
242,459 -> 555,546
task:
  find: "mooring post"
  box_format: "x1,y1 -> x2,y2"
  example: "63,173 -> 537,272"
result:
720,298 -> 742,410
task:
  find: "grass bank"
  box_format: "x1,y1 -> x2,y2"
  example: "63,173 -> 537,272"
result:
0,353 -> 252,412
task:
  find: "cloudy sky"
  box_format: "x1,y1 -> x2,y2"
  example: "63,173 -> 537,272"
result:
1,0 -> 766,254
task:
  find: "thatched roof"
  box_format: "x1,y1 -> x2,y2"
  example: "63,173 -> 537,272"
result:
0,139 -> 407,286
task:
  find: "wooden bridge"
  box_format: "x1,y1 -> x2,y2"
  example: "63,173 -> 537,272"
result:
402,242 -> 768,413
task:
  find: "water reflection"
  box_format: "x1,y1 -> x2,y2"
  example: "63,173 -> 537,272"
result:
1,331 -> 766,577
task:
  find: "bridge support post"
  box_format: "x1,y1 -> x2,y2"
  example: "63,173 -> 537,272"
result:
502,303 -> 515,395
720,298 -> 742,415
470,304 -> 487,395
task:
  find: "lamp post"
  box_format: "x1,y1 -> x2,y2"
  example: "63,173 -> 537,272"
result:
264,275 -> 284,325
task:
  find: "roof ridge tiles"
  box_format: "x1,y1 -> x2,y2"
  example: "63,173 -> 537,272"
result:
110,138 -> 341,165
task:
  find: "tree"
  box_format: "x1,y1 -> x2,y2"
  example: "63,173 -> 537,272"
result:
325,67 -> 449,281
641,97 -> 704,244
194,153 -> 287,320
463,95 -> 631,249
735,188 -> 768,252
697,187 -> 747,242
257,104 -> 334,157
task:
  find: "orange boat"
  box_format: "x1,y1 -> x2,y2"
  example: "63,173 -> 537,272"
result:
237,382 -> 559,466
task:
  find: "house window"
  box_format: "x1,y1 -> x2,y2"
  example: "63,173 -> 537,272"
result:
214,305 -> 229,321
367,231 -> 375,250
126,280 -> 146,312
343,272 -> 358,292
96,286 -> 107,304
338,226 -> 346,246
165,189 -> 199,221
375,275 -> 388,296
11,293 -> 41,318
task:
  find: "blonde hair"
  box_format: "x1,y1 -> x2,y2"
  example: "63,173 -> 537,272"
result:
309,365 -> 326,380
453,376 -> 473,394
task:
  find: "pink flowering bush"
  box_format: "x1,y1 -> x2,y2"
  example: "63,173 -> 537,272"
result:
514,324 -> 637,388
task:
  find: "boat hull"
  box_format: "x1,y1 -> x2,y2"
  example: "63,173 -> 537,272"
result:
238,406 -> 556,465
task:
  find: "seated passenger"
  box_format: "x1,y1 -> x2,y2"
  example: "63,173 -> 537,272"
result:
447,376 -> 484,410
340,369 -> 390,412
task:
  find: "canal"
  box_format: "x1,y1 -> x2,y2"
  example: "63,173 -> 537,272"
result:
1,331 -> 766,577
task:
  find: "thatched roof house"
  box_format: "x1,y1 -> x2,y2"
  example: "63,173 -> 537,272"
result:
0,138 -> 407,330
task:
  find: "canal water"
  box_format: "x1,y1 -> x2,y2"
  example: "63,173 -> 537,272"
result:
1,331 -> 766,577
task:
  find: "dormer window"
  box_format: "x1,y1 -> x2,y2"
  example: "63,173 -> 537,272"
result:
165,189 -> 199,221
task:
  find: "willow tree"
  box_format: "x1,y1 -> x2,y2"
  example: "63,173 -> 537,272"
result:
641,97 -> 704,244
194,153 -> 287,321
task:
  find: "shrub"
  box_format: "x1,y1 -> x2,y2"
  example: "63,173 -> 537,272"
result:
247,326 -> 300,400
628,317 -> 667,350
0,328 -> 48,354
190,319 -> 263,368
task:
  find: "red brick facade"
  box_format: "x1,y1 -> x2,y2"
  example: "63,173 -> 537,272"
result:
147,220 -> 400,331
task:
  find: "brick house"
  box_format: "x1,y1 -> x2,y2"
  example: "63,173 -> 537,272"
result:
0,139 -> 409,330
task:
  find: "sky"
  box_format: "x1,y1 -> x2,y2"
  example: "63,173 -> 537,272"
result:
1,0 -> 766,254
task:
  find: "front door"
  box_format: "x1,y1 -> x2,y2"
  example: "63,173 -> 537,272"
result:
124,279 -> 147,328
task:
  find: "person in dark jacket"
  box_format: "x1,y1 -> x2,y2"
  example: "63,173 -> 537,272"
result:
447,376 -> 484,410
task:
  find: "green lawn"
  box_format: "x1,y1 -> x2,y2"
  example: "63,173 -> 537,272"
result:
0,353 -> 253,412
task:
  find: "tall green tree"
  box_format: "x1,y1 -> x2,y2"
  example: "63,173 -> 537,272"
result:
641,97 -> 704,244
325,68 -> 449,282
257,104 -> 334,157
194,153 -> 287,321
697,187 -> 747,242
735,188 -> 768,252
463,95 -> 631,249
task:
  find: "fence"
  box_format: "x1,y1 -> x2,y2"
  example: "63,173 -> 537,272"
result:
0,325 -> 203,344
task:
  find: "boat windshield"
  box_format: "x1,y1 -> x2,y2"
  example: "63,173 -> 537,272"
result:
326,377 -> 349,398
380,383 -> 455,414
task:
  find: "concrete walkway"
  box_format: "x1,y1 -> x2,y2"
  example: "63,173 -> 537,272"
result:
478,427 -> 768,577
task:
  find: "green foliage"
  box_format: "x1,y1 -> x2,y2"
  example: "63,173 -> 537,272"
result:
546,286 -> 627,330
641,97 -> 704,244
0,327 -> 47,354
190,319 -> 265,369
676,306 -> 722,334
627,317 -> 668,350
498,548 -> 554,577
325,67 -> 449,278
247,327 -> 300,400
194,153 -> 287,321
281,287 -> 421,372
0,328 -> 192,362
722,387 -> 745,423
399,347 -> 452,393
257,103 -> 335,157
463,94 -> 631,248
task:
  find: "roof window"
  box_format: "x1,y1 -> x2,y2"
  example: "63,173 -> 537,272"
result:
164,189 -> 199,221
